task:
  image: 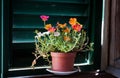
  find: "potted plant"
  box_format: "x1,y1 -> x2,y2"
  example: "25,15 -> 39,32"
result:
31,15 -> 94,72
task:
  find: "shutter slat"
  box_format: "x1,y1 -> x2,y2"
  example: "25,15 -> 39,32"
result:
13,1 -> 88,16
13,15 -> 88,28
13,0 -> 88,4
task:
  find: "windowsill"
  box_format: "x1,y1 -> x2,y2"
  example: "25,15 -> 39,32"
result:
9,62 -> 92,71
8,71 -> 117,78
106,66 -> 120,78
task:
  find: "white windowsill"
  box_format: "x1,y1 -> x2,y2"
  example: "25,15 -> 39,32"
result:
8,62 -> 92,71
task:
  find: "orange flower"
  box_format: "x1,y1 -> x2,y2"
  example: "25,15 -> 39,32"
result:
45,24 -> 52,30
64,36 -> 71,41
69,18 -> 77,26
72,24 -> 82,32
57,22 -> 67,28
48,27 -> 56,33
63,27 -> 70,33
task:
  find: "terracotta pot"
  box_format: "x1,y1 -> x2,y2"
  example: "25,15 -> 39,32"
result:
51,52 -> 76,72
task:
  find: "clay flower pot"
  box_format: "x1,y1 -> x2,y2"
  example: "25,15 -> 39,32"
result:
51,52 -> 77,72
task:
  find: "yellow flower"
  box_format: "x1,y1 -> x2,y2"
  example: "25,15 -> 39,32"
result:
69,18 -> 77,26
57,22 -> 67,28
64,36 -> 71,41
45,24 -> 52,30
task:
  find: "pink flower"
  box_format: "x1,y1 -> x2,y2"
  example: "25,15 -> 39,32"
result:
48,27 -> 56,33
40,15 -> 49,21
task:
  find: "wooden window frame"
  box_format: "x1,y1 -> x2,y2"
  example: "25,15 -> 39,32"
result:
101,0 -> 120,70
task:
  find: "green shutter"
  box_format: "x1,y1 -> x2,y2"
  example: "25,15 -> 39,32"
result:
1,0 -> 12,77
0,0 -> 102,77
10,0 -> 102,73
12,0 -> 89,44
11,0 -> 92,68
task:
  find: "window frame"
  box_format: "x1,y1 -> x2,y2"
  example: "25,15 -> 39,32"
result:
1,0 -> 103,77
